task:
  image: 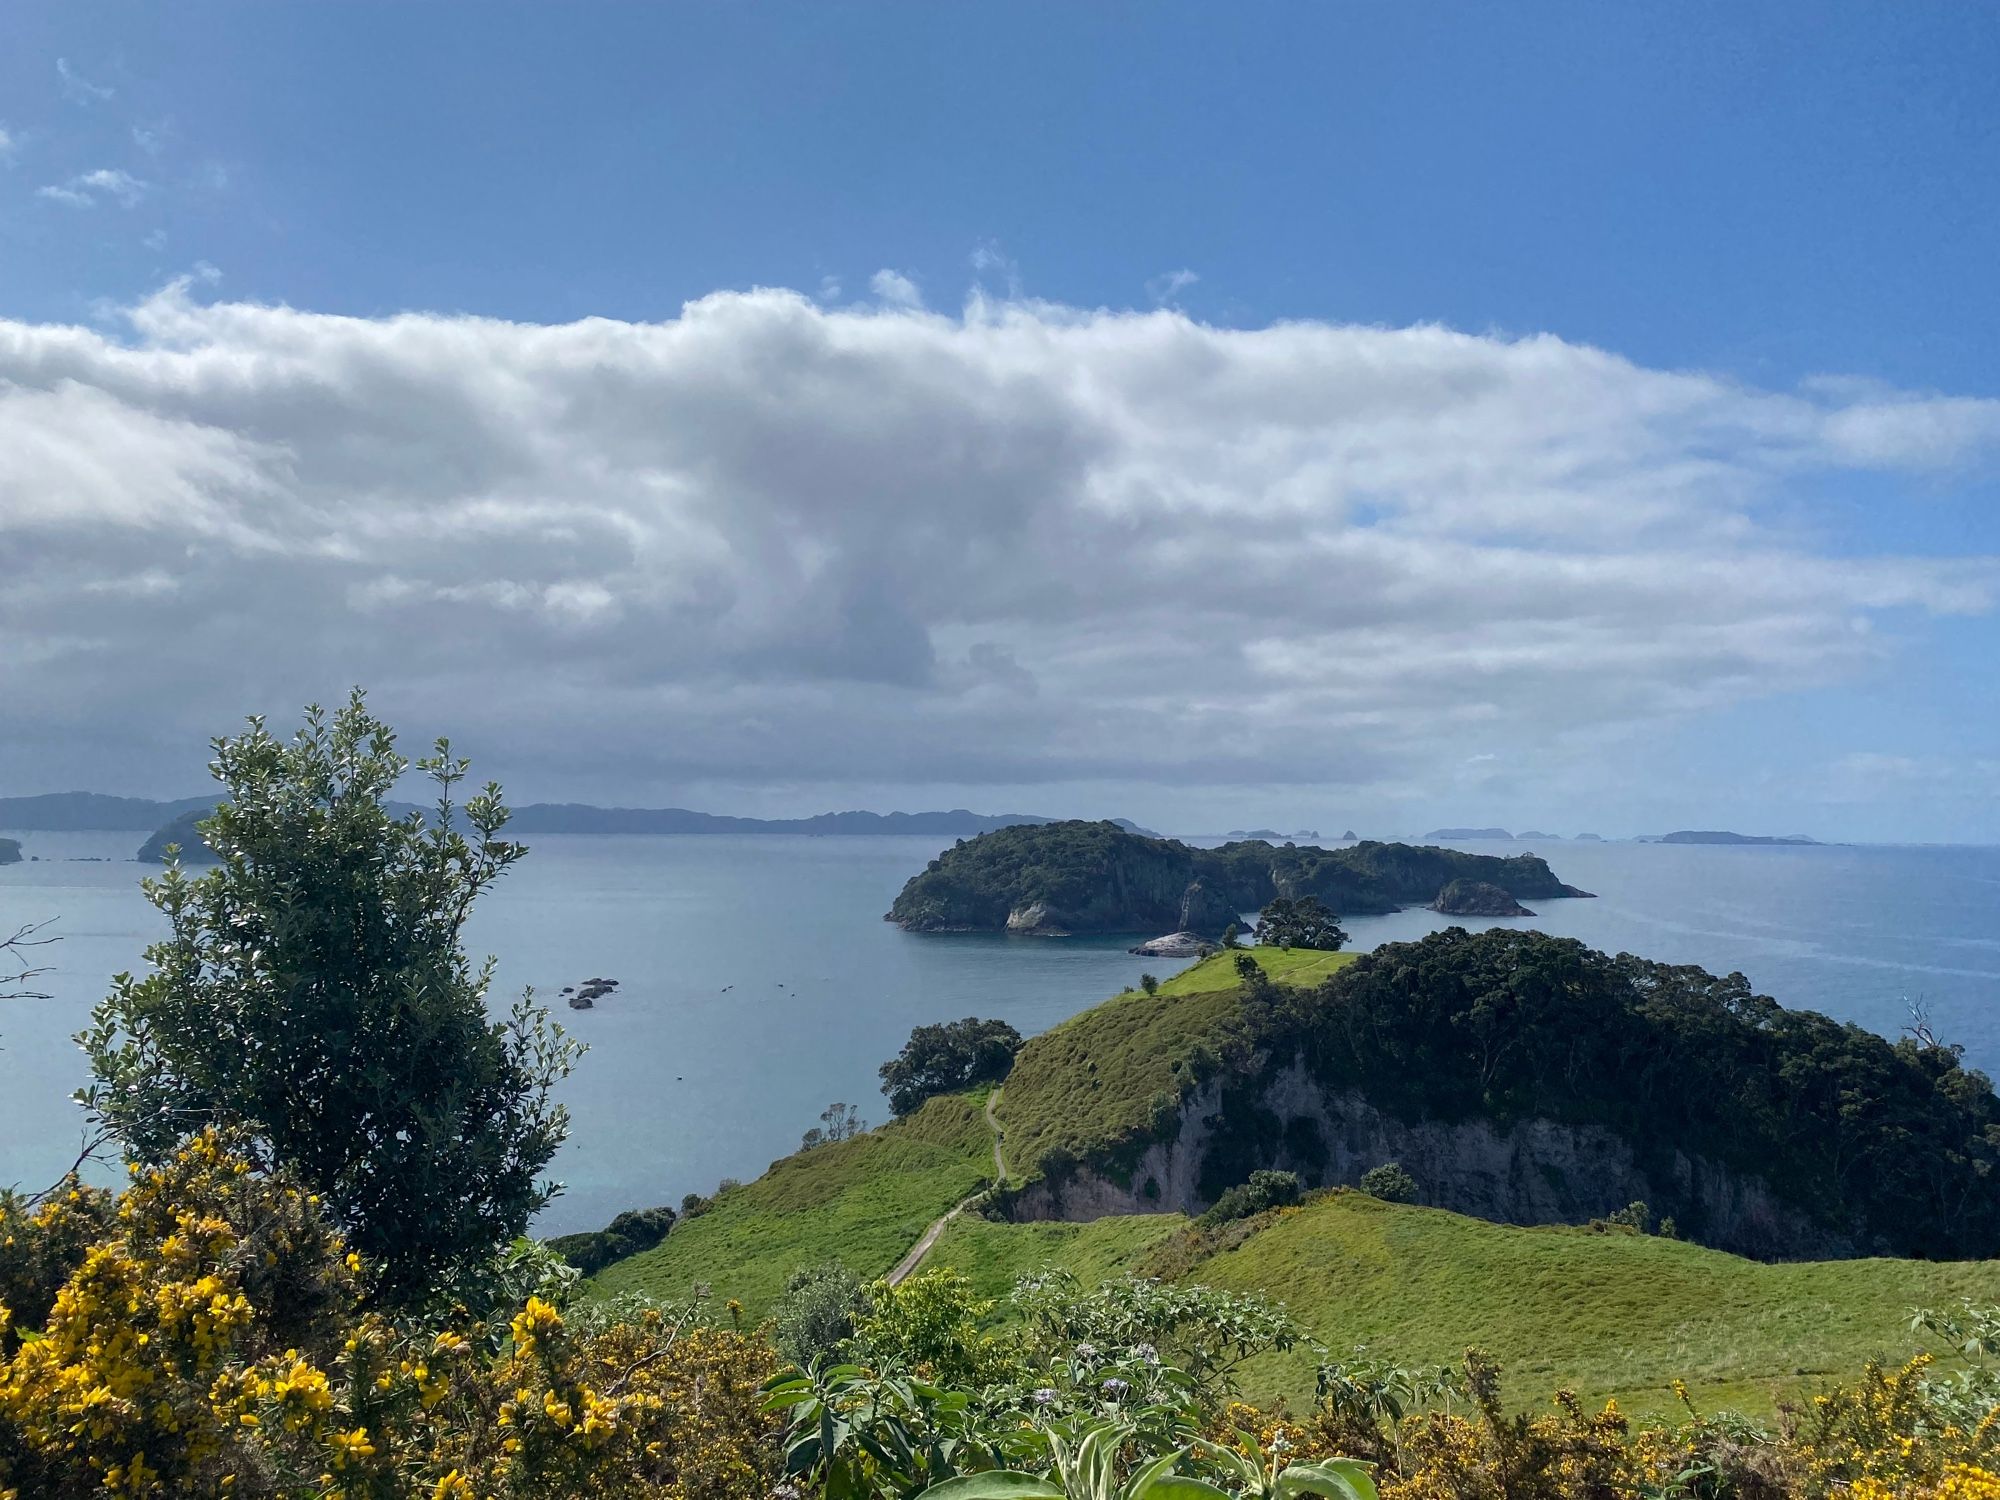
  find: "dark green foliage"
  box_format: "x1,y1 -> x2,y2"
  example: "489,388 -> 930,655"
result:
1359,1162 -> 1419,1203
771,1261 -> 872,1368
879,1016 -> 1024,1116
545,1205 -> 677,1275
79,691 -> 581,1309
1139,973 -> 1159,995
1221,922 -> 1242,948
1218,927 -> 2000,1259
680,1191 -> 715,1220
887,820 -> 1588,934
800,1101 -> 866,1151
1253,895 -> 1348,951
1198,1168 -> 1303,1226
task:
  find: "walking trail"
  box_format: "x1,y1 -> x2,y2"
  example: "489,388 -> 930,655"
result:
886,1088 -> 1008,1286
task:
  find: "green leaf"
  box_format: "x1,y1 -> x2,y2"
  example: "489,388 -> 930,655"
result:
1275,1459 -> 1379,1500
1140,1480 -> 1235,1500
917,1474 -> 1065,1499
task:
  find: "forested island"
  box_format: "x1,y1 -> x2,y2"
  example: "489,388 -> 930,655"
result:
886,820 -> 1591,935
0,837 -> 20,865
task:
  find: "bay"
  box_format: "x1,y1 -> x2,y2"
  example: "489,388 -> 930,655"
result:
3,829 -> 1997,1234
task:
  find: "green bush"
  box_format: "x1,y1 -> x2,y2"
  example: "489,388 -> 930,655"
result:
1359,1162 -> 1418,1203
1200,1169 -> 1305,1226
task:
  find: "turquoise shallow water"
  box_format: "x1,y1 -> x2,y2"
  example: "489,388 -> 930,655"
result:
4,830 -> 1998,1232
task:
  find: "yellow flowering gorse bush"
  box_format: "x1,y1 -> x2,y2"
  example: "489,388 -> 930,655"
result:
0,1132 -> 779,1500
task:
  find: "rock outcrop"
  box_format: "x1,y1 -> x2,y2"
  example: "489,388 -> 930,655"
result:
0,837 -> 20,866
1432,879 -> 1534,917
1128,931 -> 1215,958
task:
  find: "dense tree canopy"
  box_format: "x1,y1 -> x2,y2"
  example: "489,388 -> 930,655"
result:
879,1017 -> 1024,1116
1253,896 -> 1348,951
80,692 -> 580,1309
1200,928 -> 2000,1259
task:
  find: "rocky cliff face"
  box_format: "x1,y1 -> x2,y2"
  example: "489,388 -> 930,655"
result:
1007,1062 -> 1856,1261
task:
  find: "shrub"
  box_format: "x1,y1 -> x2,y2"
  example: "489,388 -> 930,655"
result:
1359,1162 -> 1418,1203
78,693 -> 580,1310
771,1262 -> 872,1369
0,1131 -> 782,1500
546,1205 -> 677,1275
851,1267 -> 1014,1389
1200,1169 -> 1304,1226
799,1101 -> 866,1151
879,1017 -> 1025,1116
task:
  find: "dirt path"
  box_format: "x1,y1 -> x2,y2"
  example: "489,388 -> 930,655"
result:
886,1087 -> 1009,1286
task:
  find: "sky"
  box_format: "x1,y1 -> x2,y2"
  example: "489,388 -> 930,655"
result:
1,3 -> 1997,841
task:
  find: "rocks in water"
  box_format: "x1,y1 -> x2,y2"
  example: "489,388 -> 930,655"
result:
565,977 -> 620,1009
1129,931 -> 1216,958
1340,830 -> 1359,842
1433,879 -> 1535,917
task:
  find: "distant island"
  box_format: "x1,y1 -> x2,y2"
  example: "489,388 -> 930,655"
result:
1224,827 -> 1319,842
1515,830 -> 1562,840
1424,826 -> 1514,840
1574,832 -> 1604,840
0,836 -> 20,865
119,802 -> 1159,863
1659,829 -> 1820,846
886,820 -> 1592,936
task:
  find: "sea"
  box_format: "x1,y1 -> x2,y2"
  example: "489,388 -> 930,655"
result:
4,830 -> 1998,1234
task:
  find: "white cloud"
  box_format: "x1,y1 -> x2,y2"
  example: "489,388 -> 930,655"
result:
55,58 -> 114,104
1147,268 -> 1199,305
37,167 -> 148,208
0,284 -> 1995,802
132,120 -> 171,156
0,126 -> 16,164
869,269 -> 922,309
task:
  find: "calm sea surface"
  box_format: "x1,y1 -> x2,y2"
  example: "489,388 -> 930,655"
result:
4,831 -> 1998,1232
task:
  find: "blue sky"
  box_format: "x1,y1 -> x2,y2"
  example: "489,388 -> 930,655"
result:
2,3 -> 1997,839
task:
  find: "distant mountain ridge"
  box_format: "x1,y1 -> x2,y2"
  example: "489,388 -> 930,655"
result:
0,792 -> 220,830
121,800 -> 1158,863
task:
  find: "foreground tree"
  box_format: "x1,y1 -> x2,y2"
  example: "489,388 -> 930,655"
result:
80,691 -> 580,1309
879,1016 -> 1024,1116
1253,896 -> 1347,952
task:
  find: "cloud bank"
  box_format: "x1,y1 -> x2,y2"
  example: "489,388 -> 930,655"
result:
1,284 -> 1996,806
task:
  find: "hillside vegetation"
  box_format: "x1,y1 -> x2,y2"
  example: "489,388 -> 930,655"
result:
589,1090 -> 996,1314
994,947 -> 1356,1176
927,1193 -> 2000,1418
886,819 -> 1590,934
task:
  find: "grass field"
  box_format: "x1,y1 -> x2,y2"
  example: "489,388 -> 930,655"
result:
930,1191 -> 2000,1419
994,947 -> 1354,1176
587,1090 -> 996,1316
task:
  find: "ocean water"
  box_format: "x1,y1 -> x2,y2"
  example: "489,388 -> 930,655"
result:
3,830 -> 1998,1233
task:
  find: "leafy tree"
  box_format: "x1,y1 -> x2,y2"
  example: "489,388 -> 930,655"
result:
800,1101 -> 867,1151
879,1016 -> 1025,1116
1139,973 -> 1160,995
1253,895 -> 1348,952
1221,922 -> 1242,949
79,692 -> 580,1309
852,1266 -> 1011,1388
771,1261 -> 872,1368
1358,1162 -> 1418,1203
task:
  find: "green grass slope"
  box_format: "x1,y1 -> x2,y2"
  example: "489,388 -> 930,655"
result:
587,1090 -> 995,1316
1186,1193 -> 2000,1417
995,947 -> 1355,1176
928,1193 -> 2000,1420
